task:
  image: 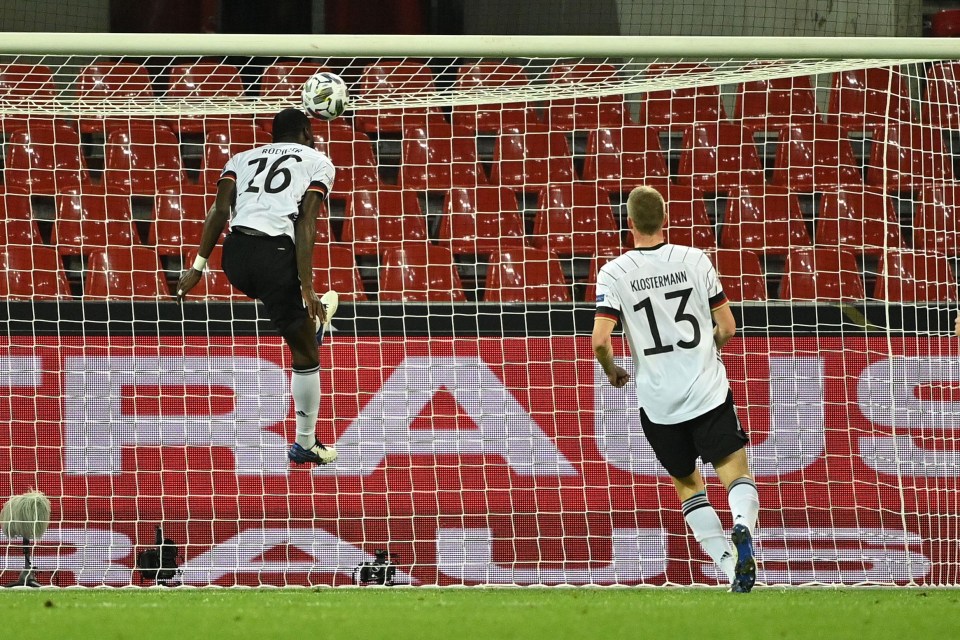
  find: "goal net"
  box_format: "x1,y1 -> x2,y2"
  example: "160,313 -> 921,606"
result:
0,33 -> 958,587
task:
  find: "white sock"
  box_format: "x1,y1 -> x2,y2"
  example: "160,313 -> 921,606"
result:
291,366 -> 321,449
683,493 -> 736,583
728,477 -> 760,534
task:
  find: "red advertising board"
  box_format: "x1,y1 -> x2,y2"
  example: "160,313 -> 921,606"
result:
0,336 -> 957,586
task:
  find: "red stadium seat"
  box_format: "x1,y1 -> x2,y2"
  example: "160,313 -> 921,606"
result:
643,63 -> 727,130
0,63 -> 55,134
874,250 -> 957,302
260,62 -> 332,101
0,246 -> 71,299
864,123 -> 952,192
202,121 -> 272,192
354,61 -> 445,134
931,9 -> 960,37
312,122 -> 380,197
661,185 -> 716,249
438,186 -> 526,256
4,121 -> 95,196
379,244 -> 466,302
825,66 -> 914,130
52,190 -> 136,256
398,123 -> 488,191
75,62 -> 154,133
312,244 -> 367,301
341,189 -> 427,255
532,184 -> 621,256
778,247 -> 864,301
491,125 -> 575,191
545,63 -> 627,131
166,63 -> 244,134
735,73 -> 819,131
676,123 -> 765,194
103,124 -> 186,196
84,246 -> 168,299
920,62 -> 960,129
721,187 -> 811,255
710,248 -> 767,302
186,245 -> 243,300
451,61 -> 541,134
483,247 -> 570,303
769,124 -> 863,192
913,185 -> 960,256
149,191 -> 215,257
582,125 -> 670,193
0,194 -> 40,247
583,252 -> 624,302
815,188 -> 901,256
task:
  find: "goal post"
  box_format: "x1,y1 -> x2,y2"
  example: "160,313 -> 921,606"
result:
0,33 -> 958,587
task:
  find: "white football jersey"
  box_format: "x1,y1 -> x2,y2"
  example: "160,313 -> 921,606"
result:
595,244 -> 730,424
220,142 -> 335,241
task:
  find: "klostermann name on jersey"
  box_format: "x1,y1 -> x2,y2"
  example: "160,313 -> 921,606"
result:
595,243 -> 729,425
219,142 -> 336,241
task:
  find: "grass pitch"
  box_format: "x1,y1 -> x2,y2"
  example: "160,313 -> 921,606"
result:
0,587 -> 957,640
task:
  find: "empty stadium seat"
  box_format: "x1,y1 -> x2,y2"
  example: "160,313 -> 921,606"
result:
202,121 -> 272,191
864,123 -> 953,192
676,123 -> 765,194
4,121 -> 95,195
483,247 -> 570,303
397,123 -> 488,191
103,124 -> 186,195
149,191 -> 216,258
438,186 -> 526,255
920,62 -> 960,129
341,189 -> 427,255
84,246 -> 168,299
166,63 -> 244,134
354,61 -> 445,134
661,185 -> 716,249
186,245 -> 242,300
259,62 -> 332,101
545,63 -> 627,131
0,194 -> 40,247
312,122 -> 381,196
312,244 -> 367,301
815,188 -> 901,255
710,248 -> 767,302
873,250 -> 957,302
532,184 -> 621,256
0,63 -> 55,134
769,124 -> 863,192
0,246 -> 71,299
582,125 -> 670,193
583,252 -> 624,302
825,66 -> 914,130
643,63 -> 727,129
379,244 -> 466,302
52,190 -> 136,256
75,61 -> 154,133
778,247 -> 865,301
735,73 -> 819,131
491,125 -> 575,191
913,185 -> 960,255
451,61 -> 541,134
721,187 -> 811,255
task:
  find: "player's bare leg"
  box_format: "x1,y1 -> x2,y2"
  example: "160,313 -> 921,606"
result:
714,448 -> 760,592
671,469 -> 737,587
285,297 -> 339,466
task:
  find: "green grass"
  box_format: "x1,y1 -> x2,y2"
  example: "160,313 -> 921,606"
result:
1,588 -> 958,640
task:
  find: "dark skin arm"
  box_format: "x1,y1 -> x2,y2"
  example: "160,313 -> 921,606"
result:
175,179 -> 235,302
295,188 -> 326,323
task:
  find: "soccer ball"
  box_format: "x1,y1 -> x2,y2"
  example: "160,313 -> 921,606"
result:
301,72 -> 349,121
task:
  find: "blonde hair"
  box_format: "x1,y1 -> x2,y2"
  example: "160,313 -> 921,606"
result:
626,186 -> 666,235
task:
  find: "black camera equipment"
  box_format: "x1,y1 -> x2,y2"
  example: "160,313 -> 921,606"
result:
136,525 -> 180,585
352,549 -> 398,586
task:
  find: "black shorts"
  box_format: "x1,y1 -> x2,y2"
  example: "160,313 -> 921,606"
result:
640,389 -> 749,479
221,230 -> 308,336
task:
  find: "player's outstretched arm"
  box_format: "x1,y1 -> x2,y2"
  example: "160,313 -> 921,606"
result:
712,302 -> 737,348
294,189 -> 326,323
176,180 -> 235,302
592,317 -> 630,388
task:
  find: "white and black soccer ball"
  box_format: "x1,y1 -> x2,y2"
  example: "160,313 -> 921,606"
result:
301,72 -> 349,121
